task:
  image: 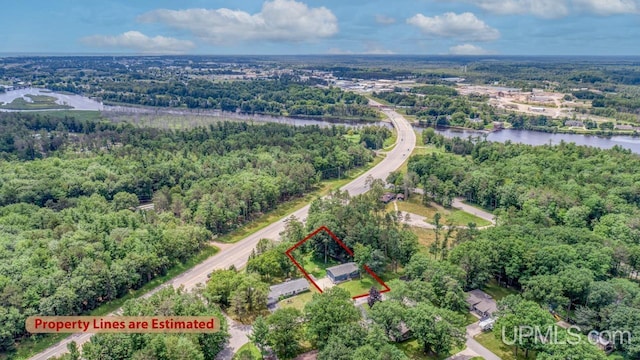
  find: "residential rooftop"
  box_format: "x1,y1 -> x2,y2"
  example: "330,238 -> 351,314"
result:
326,262 -> 359,277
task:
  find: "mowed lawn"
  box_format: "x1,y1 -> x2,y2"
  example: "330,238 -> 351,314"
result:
336,275 -> 380,297
475,332 -> 532,360
278,287 -> 321,311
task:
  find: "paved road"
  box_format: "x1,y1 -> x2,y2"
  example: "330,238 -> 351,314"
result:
445,323 -> 501,360
451,198 -> 495,225
30,100 -> 416,360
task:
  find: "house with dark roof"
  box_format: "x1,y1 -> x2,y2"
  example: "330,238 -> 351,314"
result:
380,192 -> 396,203
588,331 -> 614,354
466,289 -> 497,318
390,321 -> 413,342
326,262 -> 360,284
267,278 -> 310,306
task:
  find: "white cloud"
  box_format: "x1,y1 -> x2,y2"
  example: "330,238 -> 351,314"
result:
457,0 -> 569,18
81,31 -> 195,53
449,43 -> 491,55
444,0 -> 639,17
375,14 -> 397,25
407,12 -> 500,41
138,0 -> 338,44
573,0 -> 639,15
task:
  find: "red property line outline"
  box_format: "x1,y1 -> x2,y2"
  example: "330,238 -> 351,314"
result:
284,225 -> 391,300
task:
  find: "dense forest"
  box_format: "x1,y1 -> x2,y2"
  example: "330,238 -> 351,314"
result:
76,288 -> 229,360
96,77 -> 380,119
0,112 -> 384,355
409,134 -> 640,359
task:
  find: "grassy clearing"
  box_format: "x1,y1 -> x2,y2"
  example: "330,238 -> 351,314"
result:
396,197 -> 439,218
447,209 -> 492,227
337,275 -> 379,297
38,110 -> 105,122
278,288 -> 321,312
410,226 -> 437,251
395,197 -> 491,227
483,279 -> 519,302
232,342 -> 262,360
0,95 -> 72,110
15,245 -> 219,359
474,332 -> 532,360
395,339 -> 463,360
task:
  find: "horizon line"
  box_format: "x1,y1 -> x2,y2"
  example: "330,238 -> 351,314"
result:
2,53 -> 640,58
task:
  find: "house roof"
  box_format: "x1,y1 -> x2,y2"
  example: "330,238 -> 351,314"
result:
398,321 -> 411,335
327,262 -> 359,277
466,289 -> 497,315
268,278 -> 309,300
380,193 -> 395,202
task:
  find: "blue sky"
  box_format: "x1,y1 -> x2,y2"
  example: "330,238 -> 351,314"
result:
2,0 -> 640,55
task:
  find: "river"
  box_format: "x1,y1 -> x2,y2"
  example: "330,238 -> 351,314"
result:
421,127 -> 640,155
0,88 -> 103,111
2,88 -> 638,153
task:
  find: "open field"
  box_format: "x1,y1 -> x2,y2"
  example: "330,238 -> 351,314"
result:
31,110 -> 105,121
410,226 -> 438,250
394,196 -> 492,227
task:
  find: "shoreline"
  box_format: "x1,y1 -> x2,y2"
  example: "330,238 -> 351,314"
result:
413,123 -> 639,138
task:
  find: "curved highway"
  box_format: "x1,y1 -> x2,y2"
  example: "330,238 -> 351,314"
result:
30,100 -> 416,360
